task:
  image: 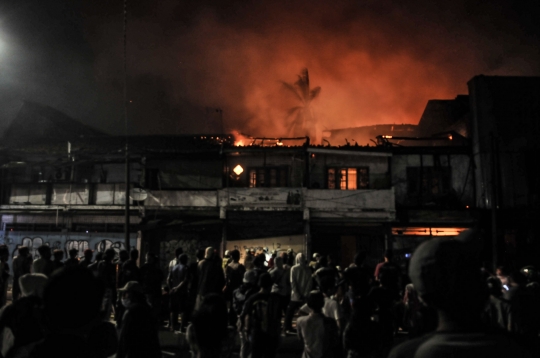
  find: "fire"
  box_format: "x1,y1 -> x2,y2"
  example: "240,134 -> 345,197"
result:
232,131 -> 251,146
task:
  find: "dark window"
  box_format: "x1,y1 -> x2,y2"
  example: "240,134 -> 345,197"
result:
407,167 -> 451,203
145,168 -> 160,190
327,167 -> 369,190
248,167 -> 288,188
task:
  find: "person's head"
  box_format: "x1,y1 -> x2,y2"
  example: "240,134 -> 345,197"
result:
179,253 -> 188,265
258,273 -> 273,291
319,275 -> 336,297
496,266 -> 510,286
175,247 -> 183,259
69,248 -> 78,259
19,273 -> 48,298
384,249 -> 394,262
254,253 -> 266,268
306,290 -> 325,313
53,249 -> 64,261
38,245 -> 51,260
146,252 -> 157,264
0,245 -> 8,262
408,231 -> 488,324
43,267 -> 104,333
230,249 -> 240,262
224,250 -> 230,258
243,270 -> 258,286
18,246 -> 30,257
204,247 -> 214,260
318,256 -> 328,268
295,252 -> 306,266
119,249 -> 129,262
487,276 -> 503,297
118,281 -> 146,308
104,248 -> 115,262
83,249 -> 93,260
95,252 -> 104,262
274,255 -> 284,269
196,248 -> 205,261
344,266 -> 371,297
280,252 -> 288,261
354,251 -> 366,267
129,249 -> 139,261
192,294 -> 228,354
312,252 -> 321,262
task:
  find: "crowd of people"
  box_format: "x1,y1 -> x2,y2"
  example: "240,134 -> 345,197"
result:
0,228 -> 538,358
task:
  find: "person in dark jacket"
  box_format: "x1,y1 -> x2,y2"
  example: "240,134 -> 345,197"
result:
196,247 -> 225,309
117,281 -> 161,358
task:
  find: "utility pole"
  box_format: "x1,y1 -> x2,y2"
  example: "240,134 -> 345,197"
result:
123,0 -> 130,251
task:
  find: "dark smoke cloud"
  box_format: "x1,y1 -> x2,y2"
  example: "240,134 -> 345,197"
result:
2,0 -> 540,137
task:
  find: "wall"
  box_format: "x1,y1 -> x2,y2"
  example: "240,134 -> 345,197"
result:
1,231 -> 137,275
392,153 -> 473,208
225,235 -> 305,264
309,151 -> 389,189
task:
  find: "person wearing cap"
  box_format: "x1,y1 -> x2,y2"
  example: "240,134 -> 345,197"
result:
12,246 -> 32,301
388,231 -> 532,358
79,249 -> 94,269
117,281 -> 161,358
64,248 -> 80,268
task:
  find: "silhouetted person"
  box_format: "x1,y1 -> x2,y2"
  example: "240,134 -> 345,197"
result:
240,273 -> 282,358
0,245 -> 9,307
0,273 -> 47,356
169,253 -> 190,331
64,248 -> 80,268
389,230 -> 532,358
30,267 -> 118,358
284,253 -> 312,333
117,281 -> 161,358
234,270 -> 259,358
269,255 -> 291,323
122,249 -> 141,283
12,246 -> 32,301
196,247 -> 225,309
140,252 -> 164,321
33,245 -> 54,277
79,249 -> 94,269
297,290 -> 340,358
51,249 -> 64,271
168,247 -> 183,277
187,294 -> 234,358
225,249 -> 246,325
97,249 -> 117,319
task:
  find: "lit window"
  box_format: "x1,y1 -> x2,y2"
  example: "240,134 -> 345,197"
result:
248,167 -> 288,188
328,167 -> 369,190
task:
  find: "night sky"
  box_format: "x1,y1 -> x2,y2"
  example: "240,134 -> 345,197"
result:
1,0 -> 539,138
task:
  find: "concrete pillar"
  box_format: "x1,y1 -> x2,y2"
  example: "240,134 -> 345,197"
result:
303,208 -> 311,259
